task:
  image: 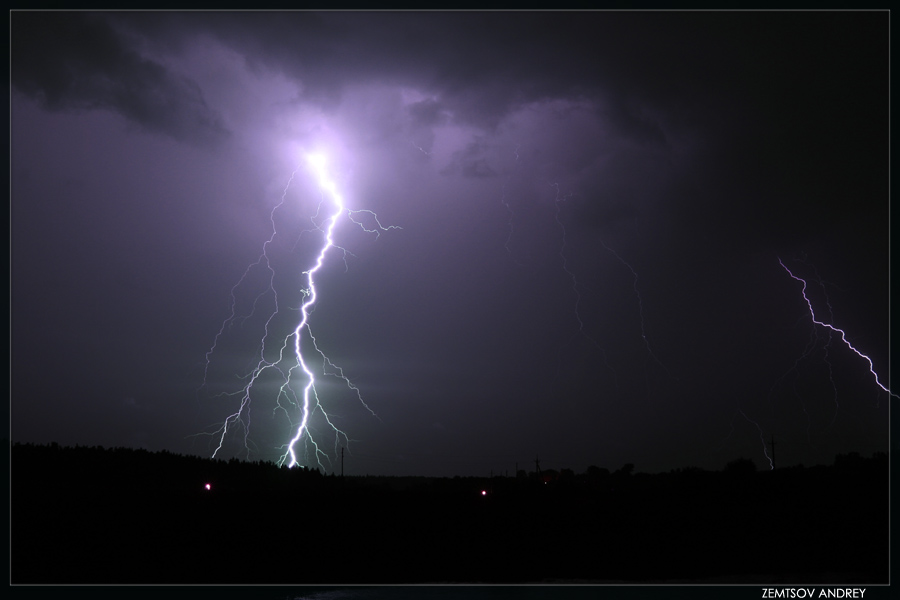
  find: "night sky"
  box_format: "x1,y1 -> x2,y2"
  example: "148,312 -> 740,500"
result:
10,11 -> 891,477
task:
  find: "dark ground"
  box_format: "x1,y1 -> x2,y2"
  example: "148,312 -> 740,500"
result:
9,443 -> 888,584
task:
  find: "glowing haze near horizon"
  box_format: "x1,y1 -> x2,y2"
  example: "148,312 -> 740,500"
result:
10,11 -> 891,476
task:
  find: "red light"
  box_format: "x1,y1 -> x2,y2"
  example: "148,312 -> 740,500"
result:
204,483 -> 212,491
481,490 -> 487,496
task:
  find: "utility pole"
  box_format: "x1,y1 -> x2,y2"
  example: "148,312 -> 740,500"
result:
535,455 -> 542,478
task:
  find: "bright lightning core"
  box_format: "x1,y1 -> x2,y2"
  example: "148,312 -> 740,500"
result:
198,151 -> 395,469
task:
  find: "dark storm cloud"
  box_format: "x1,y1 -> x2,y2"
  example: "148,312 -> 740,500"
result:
11,11 -> 229,146
162,9 -> 884,257
106,12 -> 718,132
10,11 -> 889,477
600,99 -> 670,147
675,12 -> 889,253
441,140 -> 498,178
406,98 -> 446,128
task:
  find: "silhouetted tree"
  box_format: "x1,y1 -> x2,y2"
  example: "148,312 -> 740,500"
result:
585,465 -> 609,479
834,452 -> 863,470
724,457 -> 757,476
613,463 -> 634,477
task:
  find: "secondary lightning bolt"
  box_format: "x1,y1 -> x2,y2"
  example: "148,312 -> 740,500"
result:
796,259 -> 841,428
550,182 -> 617,382
199,167 -> 302,393
598,238 -> 669,377
739,410 -> 775,470
198,151 -> 397,469
499,144 -> 523,265
778,257 -> 896,399
715,408 -> 773,470
551,182 -> 591,341
765,260 -> 842,446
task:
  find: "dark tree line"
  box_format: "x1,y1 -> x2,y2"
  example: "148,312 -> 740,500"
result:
10,442 -> 888,584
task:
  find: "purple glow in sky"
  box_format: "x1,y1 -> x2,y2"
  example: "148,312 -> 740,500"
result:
10,11 -> 890,476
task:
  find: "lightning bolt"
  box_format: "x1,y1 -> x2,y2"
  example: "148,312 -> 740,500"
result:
598,238 -> 669,377
197,151 -> 397,469
550,182 -> 616,381
409,140 -> 430,156
739,410 -> 775,470
499,143 -> 523,265
778,258 -> 895,399
764,260 -> 842,447
795,259 -> 841,428
718,396 -> 776,470
551,182 -> 592,343
725,257 -> 891,469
